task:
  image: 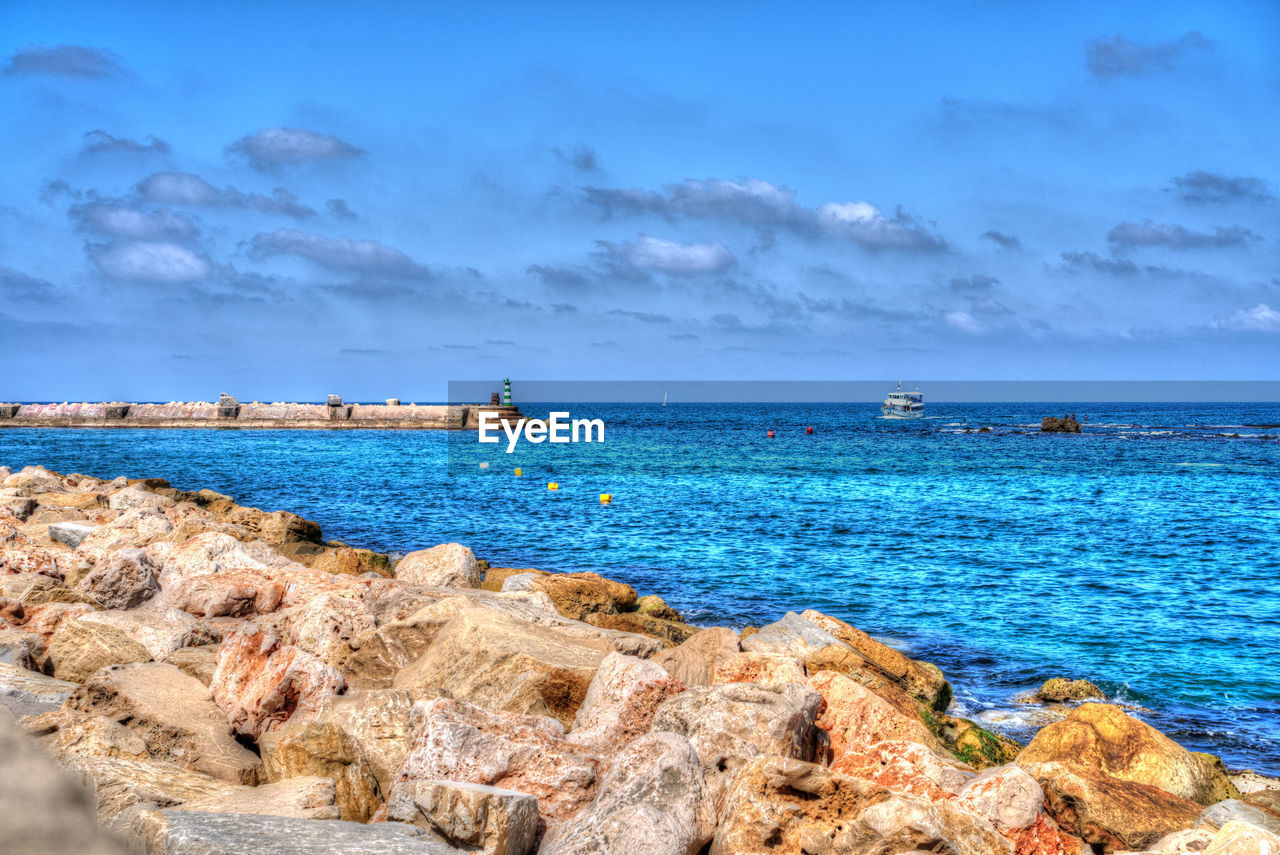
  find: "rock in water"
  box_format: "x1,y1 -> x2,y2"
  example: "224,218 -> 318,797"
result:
1018,703 -> 1237,805
540,732 -> 715,855
385,780 -> 539,855
1035,677 -> 1105,703
395,543 -> 482,588
1041,416 -> 1082,433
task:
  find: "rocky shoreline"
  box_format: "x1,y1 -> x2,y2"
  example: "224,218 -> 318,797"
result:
1,463 -> 1278,855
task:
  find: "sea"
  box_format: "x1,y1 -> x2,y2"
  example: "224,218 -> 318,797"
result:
3,401 -> 1278,774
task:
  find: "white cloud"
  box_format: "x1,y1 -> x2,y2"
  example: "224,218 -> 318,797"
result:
137,172 -> 315,218
944,310 -> 984,334
615,236 -> 736,274
245,228 -> 431,278
1214,304 -> 1280,333
70,201 -> 198,240
91,242 -> 212,283
227,127 -> 363,170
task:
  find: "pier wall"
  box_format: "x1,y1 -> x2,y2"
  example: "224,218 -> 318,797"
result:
0,401 -> 522,430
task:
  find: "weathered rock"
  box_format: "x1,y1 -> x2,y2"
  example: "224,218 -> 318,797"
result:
857,794 -> 1015,855
395,543 -> 482,588
76,508 -> 173,561
1019,703 -> 1237,805
1151,826 -> 1218,852
2,495 -> 38,520
0,708 -> 132,855
38,491 -> 106,510
65,662 -> 263,784
541,732 -> 715,855
341,601 -> 448,689
0,627 -> 43,669
567,651 -> 686,751
1036,678 -> 1106,703
46,618 -> 153,682
49,520 -> 98,548
740,611 -> 843,659
3,464 -> 68,492
712,651 -> 807,687
809,669 -> 937,757
392,697 -> 606,828
956,763 -> 1044,834
0,659 -> 78,716
1199,799 -> 1280,836
76,547 -> 161,609
13,600 -> 97,642
170,775 -> 338,820
285,591 -> 375,667
309,688 -> 436,792
652,627 -> 740,687
62,753 -> 237,829
1042,417 -> 1082,433
938,714 -> 1024,770
211,627 -> 346,738
583,610 -> 699,644
108,484 -> 176,512
385,780 -> 538,855
833,740 -> 972,802
21,708 -> 152,762
394,607 -> 610,727
81,608 -> 220,660
650,680 -> 822,808
259,719 -> 381,822
502,571 -> 637,620
217,505 -> 322,545
481,566 -> 547,592
1203,820 -> 1280,854
133,810 -> 459,855
161,644 -> 221,686
1024,760 -> 1204,852
634,593 -> 682,622
309,544 -> 393,577
801,609 -> 952,710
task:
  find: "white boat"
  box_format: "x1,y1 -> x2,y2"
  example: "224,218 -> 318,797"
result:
882,382 -> 924,419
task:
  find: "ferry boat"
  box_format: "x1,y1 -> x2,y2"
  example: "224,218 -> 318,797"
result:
882,382 -> 924,419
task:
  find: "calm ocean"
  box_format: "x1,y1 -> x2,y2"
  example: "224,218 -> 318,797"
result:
3,401 -> 1278,773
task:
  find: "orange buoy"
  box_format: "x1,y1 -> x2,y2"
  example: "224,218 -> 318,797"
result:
766,430 -> 775,438
806,426 -> 813,434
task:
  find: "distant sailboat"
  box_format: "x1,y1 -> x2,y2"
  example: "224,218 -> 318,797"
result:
662,391 -> 668,406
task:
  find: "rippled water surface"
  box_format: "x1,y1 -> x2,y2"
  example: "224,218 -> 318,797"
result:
3,401 -> 1278,773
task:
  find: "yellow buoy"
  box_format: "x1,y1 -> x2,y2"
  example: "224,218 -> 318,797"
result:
600,493 -> 612,504
548,482 -> 559,491
514,467 -> 522,476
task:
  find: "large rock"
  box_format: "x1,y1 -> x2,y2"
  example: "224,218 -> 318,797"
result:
583,610 -> 700,645
832,740 -> 972,802
1199,799 -> 1280,836
76,547 -> 161,609
392,697 -> 607,828
1019,703 -> 1237,805
738,611 -> 841,659
309,688 -> 435,792
211,626 -> 346,738
133,811 -> 461,855
1036,678 -> 1105,703
108,484 -> 176,512
64,662 -> 264,784
711,651 -> 807,687
652,627 -> 740,687
0,660 -> 78,716
21,709 -> 152,762
76,509 -> 173,561
540,732 -> 715,855
1203,820 -> 1280,854
385,780 -> 538,855
167,775 -> 338,820
285,591 -> 375,667
808,669 -> 937,758
956,763 -> 1044,834
393,607 -> 610,727
0,707 -> 132,855
161,644 -> 221,686
501,571 -> 637,620
1024,760 -> 1204,853
709,755 -> 1011,855
80,608 -> 219,660
395,543 -> 482,588
49,521 -> 98,548
46,618 -> 153,682
259,720 -> 381,822
650,680 -> 822,808
1042,416 -> 1082,433
0,627 -> 43,670
567,652 -> 686,751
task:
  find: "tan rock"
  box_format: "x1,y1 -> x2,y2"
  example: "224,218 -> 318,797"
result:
341,601 -> 451,689
541,732 -> 715,855
385,779 -> 539,855
1019,703 -> 1237,805
259,720 -> 381,821
856,793 -> 1014,855
173,775 -> 339,820
76,508 -> 173,561
583,610 -> 698,644
652,627 -> 740,687
833,740 -> 971,802
634,594 -> 682,621
741,611 -> 843,659
502,571 -> 637,620
309,545 -> 393,577
1036,678 -> 1106,703
0,627 -> 43,670
220,506 -> 322,544
76,547 -> 161,609
809,669 -> 937,758
13,601 -> 97,643
395,543 -> 482,588
3,465 -> 68,492
211,626 -> 346,738
1204,820 -> 1280,854
284,591 -> 375,668
712,652 -> 807,687
1024,760 -> 1204,853
20,709 -> 151,762
392,697 -> 607,828
161,644 -> 221,686
64,662 -> 263,784
37,491 -> 106,510
650,681 -> 822,808
79,607 -> 219,659
567,651 -> 686,751
956,763 -> 1044,833
310,688 -> 437,792
481,566 -> 547,592
46,618 -> 152,683
61,754 -> 237,829
0,660 -> 78,717
107,484 -> 175,512
393,607 -> 610,727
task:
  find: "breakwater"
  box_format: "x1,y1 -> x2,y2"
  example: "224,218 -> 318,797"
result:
0,396 -> 522,430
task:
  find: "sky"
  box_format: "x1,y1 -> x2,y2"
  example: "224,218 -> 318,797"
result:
2,0 -> 1278,402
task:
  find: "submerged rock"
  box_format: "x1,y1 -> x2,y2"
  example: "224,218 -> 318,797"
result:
1035,678 -> 1106,703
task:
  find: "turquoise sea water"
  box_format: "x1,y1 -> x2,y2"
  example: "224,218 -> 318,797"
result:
3,401 -> 1278,773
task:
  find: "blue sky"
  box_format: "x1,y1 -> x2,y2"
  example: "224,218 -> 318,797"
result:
2,1 -> 1277,401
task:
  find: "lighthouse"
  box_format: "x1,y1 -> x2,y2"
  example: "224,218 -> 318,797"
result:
503,378 -> 512,406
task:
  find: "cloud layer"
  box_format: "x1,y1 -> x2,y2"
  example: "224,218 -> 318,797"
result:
4,45 -> 122,78
226,127 -> 363,171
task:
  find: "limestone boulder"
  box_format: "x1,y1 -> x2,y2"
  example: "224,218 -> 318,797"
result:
132,811 -> 460,855
481,566 -> 547,592
49,520 -> 98,548
956,763 -> 1044,834
833,740 -> 972,802
108,484 -> 175,512
37,491 -> 106,511
392,697 -> 607,828
341,600 -> 450,689
395,543 -> 482,588
1198,799 -> 1280,836
385,780 -> 538,855
856,794 -> 1015,855
170,775 -> 338,820
3,465 -> 68,492
161,644 -> 221,686
540,732 -> 715,855
309,688 -> 437,792
80,608 -> 219,659
21,708 -> 151,762
634,594 -> 682,621
650,680 -> 822,808
76,509 -> 173,561
76,547 -> 160,609
0,660 -> 78,716
46,618 -> 153,683
259,720 -> 381,821
1024,760 -> 1204,852
809,669 -> 937,758
284,591 -> 375,667
13,601 -> 97,642
712,651 -> 807,687
393,607 -> 610,727
61,753 -> 236,829
211,626 -> 346,738
502,570 -> 637,620
1019,703 -> 1237,805
741,610 -> 844,659
0,627 -> 43,670
652,626 -> 740,687
1036,678 -> 1106,703
216,506 -> 322,544
1203,820 -> 1280,854
567,651 -> 686,751
582,610 -> 699,644
64,662 -> 264,784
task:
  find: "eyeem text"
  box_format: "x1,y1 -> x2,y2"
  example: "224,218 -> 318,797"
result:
478,411 -> 606,453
